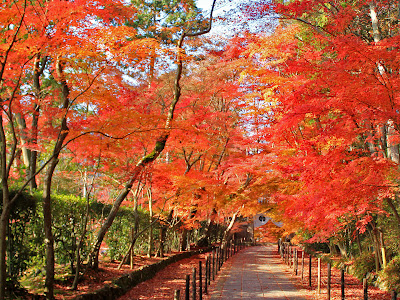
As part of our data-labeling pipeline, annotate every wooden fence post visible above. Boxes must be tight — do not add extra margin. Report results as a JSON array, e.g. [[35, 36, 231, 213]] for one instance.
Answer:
[[293, 248, 296, 270], [204, 257, 208, 295], [199, 261, 202, 300], [317, 258, 321, 294], [301, 250, 304, 281], [309, 254, 312, 288], [216, 247, 220, 271], [327, 263, 331, 300], [192, 267, 196, 300], [185, 275, 190, 300], [363, 278, 368, 300], [341, 269, 345, 300], [286, 245, 289, 264], [212, 250, 215, 280], [208, 254, 212, 284]]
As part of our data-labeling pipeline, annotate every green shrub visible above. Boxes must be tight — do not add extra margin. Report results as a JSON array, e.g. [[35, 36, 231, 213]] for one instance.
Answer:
[[379, 256, 400, 293], [107, 208, 153, 260], [352, 251, 376, 280], [0, 190, 37, 289]]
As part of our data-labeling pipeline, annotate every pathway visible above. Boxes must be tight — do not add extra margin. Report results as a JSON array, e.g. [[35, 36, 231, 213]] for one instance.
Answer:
[[208, 244, 310, 300]]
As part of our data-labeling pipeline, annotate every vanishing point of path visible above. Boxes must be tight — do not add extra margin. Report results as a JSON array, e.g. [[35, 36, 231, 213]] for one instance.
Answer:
[[208, 244, 310, 300]]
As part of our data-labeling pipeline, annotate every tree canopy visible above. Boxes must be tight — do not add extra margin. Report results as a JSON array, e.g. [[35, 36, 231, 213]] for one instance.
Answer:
[[1, 0, 400, 298]]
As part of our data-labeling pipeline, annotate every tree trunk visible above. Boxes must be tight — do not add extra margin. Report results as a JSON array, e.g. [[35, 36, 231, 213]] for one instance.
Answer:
[[356, 230, 363, 255], [180, 207, 197, 251], [221, 211, 239, 249], [367, 223, 381, 272], [29, 54, 46, 191], [180, 228, 188, 251], [147, 187, 153, 258], [196, 208, 217, 247], [386, 197, 400, 227], [71, 167, 95, 290], [157, 210, 173, 258], [118, 216, 160, 269], [130, 183, 141, 268], [29, 104, 39, 191], [42, 57, 71, 299], [43, 163, 57, 300], [87, 0, 217, 269], [88, 139, 168, 269], [15, 113, 31, 168], [0, 191, 10, 300]]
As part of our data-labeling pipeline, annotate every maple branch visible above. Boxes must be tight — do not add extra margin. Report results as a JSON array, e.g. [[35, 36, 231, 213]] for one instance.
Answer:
[[63, 127, 182, 146], [215, 137, 229, 170], [54, 67, 107, 140], [5, 125, 193, 196], [69, 67, 107, 106], [0, 0, 27, 83], [2, 60, 32, 180], [183, 149, 203, 175], [386, 197, 400, 227], [278, 15, 332, 37]]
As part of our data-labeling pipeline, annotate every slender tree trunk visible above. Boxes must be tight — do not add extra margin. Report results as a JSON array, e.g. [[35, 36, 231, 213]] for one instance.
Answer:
[[0, 109, 9, 299], [147, 187, 153, 258], [180, 207, 197, 251], [221, 211, 239, 249], [356, 230, 363, 255], [369, 1, 381, 43], [42, 58, 71, 299], [195, 207, 217, 247], [157, 210, 173, 258], [29, 54, 46, 191], [29, 104, 39, 190], [386, 197, 400, 227], [43, 162, 57, 299], [71, 200, 90, 290], [0, 193, 10, 300], [367, 224, 381, 272], [118, 216, 160, 269], [130, 182, 142, 268], [180, 228, 188, 251], [71, 162, 98, 290], [15, 113, 31, 168], [0, 4, 28, 296]]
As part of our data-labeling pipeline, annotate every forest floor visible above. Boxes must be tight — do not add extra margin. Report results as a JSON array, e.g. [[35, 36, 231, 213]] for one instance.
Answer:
[[19, 253, 173, 299], [53, 255, 165, 299]]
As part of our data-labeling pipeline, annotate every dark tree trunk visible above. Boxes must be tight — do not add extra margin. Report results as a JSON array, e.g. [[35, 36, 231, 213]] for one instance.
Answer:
[[196, 208, 217, 247], [43, 58, 70, 299], [157, 210, 173, 257], [86, 0, 217, 269], [43, 161, 58, 300]]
